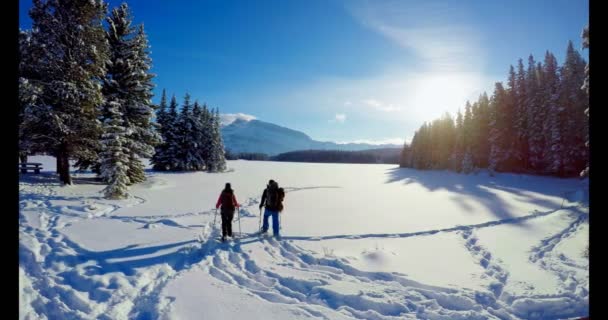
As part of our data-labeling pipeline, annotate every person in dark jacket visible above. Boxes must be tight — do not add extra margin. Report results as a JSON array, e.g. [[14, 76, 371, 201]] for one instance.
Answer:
[[216, 183, 240, 242], [259, 179, 281, 237]]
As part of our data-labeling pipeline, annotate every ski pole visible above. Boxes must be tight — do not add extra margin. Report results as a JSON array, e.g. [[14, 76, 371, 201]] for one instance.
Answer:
[[213, 208, 218, 226], [259, 207, 262, 232], [238, 207, 242, 237]]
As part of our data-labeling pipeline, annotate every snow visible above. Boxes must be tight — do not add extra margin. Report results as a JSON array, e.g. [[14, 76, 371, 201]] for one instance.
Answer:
[[20, 156, 589, 319]]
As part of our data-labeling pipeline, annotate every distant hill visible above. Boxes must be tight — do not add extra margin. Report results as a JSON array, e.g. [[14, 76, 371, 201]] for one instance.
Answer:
[[221, 119, 401, 155]]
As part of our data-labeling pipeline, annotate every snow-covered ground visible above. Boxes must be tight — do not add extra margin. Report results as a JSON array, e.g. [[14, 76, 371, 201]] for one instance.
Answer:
[[19, 156, 589, 319]]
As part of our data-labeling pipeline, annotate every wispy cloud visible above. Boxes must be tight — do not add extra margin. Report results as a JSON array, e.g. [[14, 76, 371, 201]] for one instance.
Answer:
[[331, 113, 347, 123], [362, 98, 401, 112], [345, 0, 484, 72], [220, 113, 257, 126]]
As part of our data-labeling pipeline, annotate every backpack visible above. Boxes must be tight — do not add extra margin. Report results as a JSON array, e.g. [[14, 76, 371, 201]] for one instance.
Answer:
[[221, 190, 234, 210], [266, 182, 285, 211]]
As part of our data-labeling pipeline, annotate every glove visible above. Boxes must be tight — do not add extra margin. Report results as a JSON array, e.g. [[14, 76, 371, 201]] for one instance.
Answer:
[[259, 204, 264, 209]]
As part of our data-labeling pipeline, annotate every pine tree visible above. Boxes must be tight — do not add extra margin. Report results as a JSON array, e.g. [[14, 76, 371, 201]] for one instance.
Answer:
[[175, 94, 194, 170], [488, 82, 509, 172], [526, 55, 544, 172], [438, 113, 456, 169], [151, 89, 170, 170], [580, 26, 589, 178], [18, 30, 45, 162], [26, 0, 110, 184], [460, 101, 476, 173], [410, 125, 428, 170], [451, 109, 464, 171], [542, 51, 563, 175], [514, 58, 530, 171], [559, 41, 588, 176], [164, 95, 180, 170], [461, 150, 474, 174], [475, 93, 491, 168], [399, 142, 411, 167], [103, 4, 160, 184], [503, 65, 518, 171], [192, 101, 206, 170], [207, 108, 227, 172], [199, 104, 213, 167], [100, 101, 130, 199]]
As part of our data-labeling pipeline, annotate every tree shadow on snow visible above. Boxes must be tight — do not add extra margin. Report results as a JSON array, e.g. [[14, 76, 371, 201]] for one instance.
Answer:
[[51, 238, 204, 277], [384, 167, 572, 223]]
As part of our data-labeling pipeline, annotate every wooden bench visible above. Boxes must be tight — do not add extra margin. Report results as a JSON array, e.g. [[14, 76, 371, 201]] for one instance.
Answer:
[[19, 163, 43, 174]]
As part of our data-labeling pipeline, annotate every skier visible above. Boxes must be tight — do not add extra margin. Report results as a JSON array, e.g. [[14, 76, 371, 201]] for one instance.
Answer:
[[215, 183, 240, 242], [259, 179, 285, 237]]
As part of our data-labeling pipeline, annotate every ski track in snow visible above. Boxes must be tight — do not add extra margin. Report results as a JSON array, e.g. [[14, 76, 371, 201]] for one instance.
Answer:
[[19, 176, 588, 319]]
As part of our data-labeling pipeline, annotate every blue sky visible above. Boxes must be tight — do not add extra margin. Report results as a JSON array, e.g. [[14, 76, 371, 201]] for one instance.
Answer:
[[19, 0, 588, 145]]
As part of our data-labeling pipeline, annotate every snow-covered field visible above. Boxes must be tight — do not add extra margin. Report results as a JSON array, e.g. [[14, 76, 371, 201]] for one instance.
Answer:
[[19, 156, 589, 319]]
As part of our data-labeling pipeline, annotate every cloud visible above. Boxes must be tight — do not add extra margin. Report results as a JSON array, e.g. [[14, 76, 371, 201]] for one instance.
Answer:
[[345, 0, 484, 72], [220, 113, 257, 126], [362, 99, 401, 112], [333, 113, 347, 123]]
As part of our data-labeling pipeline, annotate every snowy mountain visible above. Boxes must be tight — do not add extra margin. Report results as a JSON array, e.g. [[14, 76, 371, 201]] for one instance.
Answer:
[[221, 118, 401, 155]]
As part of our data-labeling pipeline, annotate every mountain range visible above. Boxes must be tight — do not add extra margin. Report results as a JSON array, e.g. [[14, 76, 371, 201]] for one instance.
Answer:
[[221, 119, 401, 155]]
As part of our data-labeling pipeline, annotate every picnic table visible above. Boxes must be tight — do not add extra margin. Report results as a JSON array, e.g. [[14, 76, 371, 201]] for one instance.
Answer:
[[19, 162, 43, 174]]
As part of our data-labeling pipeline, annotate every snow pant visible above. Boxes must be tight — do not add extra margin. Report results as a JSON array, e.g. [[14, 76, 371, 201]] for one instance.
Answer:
[[221, 209, 234, 238], [262, 209, 279, 235]]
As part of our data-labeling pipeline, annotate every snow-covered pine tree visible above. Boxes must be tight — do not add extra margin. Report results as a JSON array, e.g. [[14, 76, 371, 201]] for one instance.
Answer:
[[164, 95, 181, 170], [542, 51, 563, 175], [174, 94, 204, 171], [191, 101, 206, 170], [475, 93, 491, 168], [26, 0, 110, 184], [438, 113, 456, 169], [580, 25, 589, 178], [100, 101, 130, 199], [410, 126, 425, 170], [104, 4, 160, 184], [526, 55, 544, 172], [559, 41, 588, 176], [514, 58, 530, 171], [175, 94, 191, 170], [428, 119, 442, 168], [207, 108, 227, 172], [199, 103, 213, 168], [488, 82, 509, 173], [503, 65, 518, 171], [151, 89, 170, 170], [469, 101, 480, 168], [418, 123, 432, 170], [459, 101, 476, 173], [18, 29, 45, 163], [461, 149, 474, 174], [451, 109, 464, 171]]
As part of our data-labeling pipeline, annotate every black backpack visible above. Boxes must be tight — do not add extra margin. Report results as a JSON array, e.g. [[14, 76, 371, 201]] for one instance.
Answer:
[[221, 190, 234, 210], [266, 182, 285, 211]]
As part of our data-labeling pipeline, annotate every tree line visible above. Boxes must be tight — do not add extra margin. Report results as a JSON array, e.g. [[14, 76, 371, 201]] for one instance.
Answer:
[[273, 149, 401, 164], [401, 39, 588, 178]]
